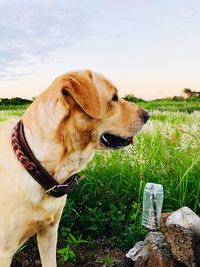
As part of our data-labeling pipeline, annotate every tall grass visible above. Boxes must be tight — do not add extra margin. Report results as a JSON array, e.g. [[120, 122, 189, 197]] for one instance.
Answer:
[[70, 110, 200, 210], [63, 109, 199, 249], [0, 110, 26, 121], [138, 99, 200, 113], [1, 101, 200, 250]]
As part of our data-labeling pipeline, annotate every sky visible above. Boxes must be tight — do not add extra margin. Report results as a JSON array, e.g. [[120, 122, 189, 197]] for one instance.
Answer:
[[0, 0, 200, 100]]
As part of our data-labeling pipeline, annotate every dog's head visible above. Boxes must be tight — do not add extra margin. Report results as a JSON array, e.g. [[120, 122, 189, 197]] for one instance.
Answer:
[[22, 69, 150, 178], [24, 70, 149, 154], [49, 70, 149, 151]]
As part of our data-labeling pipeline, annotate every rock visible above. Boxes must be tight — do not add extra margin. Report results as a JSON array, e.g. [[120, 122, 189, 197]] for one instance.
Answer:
[[126, 241, 148, 262], [125, 209, 200, 267], [126, 232, 171, 266], [160, 212, 173, 233], [166, 207, 200, 235], [165, 224, 196, 266], [144, 231, 169, 252], [146, 251, 174, 267]]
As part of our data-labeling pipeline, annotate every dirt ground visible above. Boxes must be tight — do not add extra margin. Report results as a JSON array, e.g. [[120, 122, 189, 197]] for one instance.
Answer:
[[11, 237, 126, 267]]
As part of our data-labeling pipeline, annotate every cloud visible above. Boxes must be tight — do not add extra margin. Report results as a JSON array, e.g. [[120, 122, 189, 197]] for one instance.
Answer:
[[0, 72, 35, 81], [1, 0, 200, 84], [0, 0, 91, 78]]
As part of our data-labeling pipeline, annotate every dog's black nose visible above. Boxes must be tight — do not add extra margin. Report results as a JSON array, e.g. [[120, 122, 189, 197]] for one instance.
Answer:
[[142, 110, 150, 124]]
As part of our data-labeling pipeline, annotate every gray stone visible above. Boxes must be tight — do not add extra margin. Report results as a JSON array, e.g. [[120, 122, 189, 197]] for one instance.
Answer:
[[166, 206, 200, 235], [126, 241, 147, 262], [126, 232, 170, 264], [144, 231, 168, 250]]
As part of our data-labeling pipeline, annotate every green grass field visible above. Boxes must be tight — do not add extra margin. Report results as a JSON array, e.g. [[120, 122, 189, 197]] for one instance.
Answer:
[[1, 100, 200, 251]]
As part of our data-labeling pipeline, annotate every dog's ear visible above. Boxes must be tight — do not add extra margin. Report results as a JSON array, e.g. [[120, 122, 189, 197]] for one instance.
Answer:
[[61, 73, 103, 119]]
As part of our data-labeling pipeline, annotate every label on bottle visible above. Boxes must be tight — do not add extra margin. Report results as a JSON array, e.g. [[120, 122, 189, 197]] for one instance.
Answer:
[[142, 183, 164, 230]]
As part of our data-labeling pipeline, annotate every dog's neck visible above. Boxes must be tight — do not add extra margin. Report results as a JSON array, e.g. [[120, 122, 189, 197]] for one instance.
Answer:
[[22, 96, 95, 184]]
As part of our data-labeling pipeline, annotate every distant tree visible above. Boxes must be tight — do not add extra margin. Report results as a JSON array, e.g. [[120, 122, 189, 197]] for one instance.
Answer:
[[172, 96, 185, 101], [0, 97, 32, 106], [123, 94, 146, 103], [183, 88, 192, 97], [183, 88, 200, 98]]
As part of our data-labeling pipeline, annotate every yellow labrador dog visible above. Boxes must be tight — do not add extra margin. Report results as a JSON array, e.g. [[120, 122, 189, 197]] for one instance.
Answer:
[[0, 70, 149, 266]]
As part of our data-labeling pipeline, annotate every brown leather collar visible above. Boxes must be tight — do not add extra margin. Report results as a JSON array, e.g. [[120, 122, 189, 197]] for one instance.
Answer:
[[11, 120, 84, 198]]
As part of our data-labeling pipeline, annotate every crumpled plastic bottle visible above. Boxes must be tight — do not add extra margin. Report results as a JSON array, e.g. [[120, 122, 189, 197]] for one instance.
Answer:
[[142, 183, 164, 230]]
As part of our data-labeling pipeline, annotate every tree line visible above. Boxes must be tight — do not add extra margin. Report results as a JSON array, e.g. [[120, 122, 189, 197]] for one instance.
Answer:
[[123, 88, 200, 102], [0, 97, 32, 106], [183, 88, 200, 98]]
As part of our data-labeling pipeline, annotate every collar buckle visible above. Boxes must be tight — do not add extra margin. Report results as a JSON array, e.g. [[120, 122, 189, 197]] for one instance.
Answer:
[[45, 175, 84, 197], [45, 181, 77, 195], [45, 185, 59, 195]]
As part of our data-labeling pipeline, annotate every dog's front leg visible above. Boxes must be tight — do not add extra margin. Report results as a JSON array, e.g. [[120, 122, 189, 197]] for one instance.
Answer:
[[37, 198, 66, 267], [37, 222, 59, 267]]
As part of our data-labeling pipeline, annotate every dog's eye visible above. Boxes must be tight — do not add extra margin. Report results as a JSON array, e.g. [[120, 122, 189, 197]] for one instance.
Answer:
[[112, 94, 118, 102], [62, 89, 70, 96]]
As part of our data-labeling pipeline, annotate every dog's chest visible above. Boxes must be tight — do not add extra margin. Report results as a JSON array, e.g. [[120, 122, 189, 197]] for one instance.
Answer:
[[55, 144, 94, 183], [18, 197, 64, 243]]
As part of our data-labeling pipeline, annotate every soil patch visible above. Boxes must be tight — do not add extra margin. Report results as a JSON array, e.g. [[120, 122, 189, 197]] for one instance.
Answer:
[[11, 237, 125, 267]]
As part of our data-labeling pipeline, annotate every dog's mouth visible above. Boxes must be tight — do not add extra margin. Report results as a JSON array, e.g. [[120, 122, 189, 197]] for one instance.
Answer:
[[101, 133, 133, 149]]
